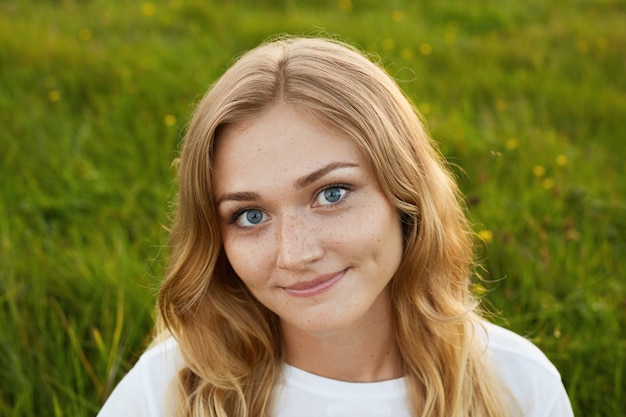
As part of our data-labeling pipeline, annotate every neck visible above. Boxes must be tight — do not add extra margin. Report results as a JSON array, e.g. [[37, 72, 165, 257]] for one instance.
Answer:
[[281, 291, 403, 382]]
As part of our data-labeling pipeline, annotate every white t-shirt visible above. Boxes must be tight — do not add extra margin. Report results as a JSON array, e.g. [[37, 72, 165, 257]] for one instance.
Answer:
[[97, 322, 574, 417]]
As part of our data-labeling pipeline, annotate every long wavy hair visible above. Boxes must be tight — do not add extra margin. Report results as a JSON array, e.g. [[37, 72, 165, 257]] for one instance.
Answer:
[[156, 36, 516, 417]]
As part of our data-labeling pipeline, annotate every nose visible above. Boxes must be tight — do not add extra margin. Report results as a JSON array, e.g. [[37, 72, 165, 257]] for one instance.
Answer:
[[275, 211, 324, 270]]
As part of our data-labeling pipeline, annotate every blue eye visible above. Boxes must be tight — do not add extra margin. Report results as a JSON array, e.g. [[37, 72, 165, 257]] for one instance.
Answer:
[[316, 186, 347, 206], [324, 188, 343, 202], [234, 208, 266, 227], [245, 210, 263, 224]]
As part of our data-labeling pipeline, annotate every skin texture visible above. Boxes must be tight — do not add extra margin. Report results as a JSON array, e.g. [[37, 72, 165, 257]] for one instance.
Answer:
[[212, 103, 405, 382]]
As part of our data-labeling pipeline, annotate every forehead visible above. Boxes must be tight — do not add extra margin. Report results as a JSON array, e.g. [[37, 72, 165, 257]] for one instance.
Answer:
[[212, 104, 368, 193]]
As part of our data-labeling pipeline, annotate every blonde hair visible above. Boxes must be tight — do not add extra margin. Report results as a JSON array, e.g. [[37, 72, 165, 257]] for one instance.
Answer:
[[157, 36, 516, 417]]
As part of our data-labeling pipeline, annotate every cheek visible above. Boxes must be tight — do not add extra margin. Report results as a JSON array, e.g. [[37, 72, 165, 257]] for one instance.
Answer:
[[222, 235, 272, 288], [330, 205, 402, 263], [359, 206, 403, 262]]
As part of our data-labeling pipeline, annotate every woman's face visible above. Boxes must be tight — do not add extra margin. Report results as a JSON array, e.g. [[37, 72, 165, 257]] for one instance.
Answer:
[[213, 103, 404, 338]]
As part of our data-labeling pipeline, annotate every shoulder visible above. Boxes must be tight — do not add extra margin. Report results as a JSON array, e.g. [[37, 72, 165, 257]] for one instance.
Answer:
[[138, 337, 183, 373], [480, 321, 574, 417], [97, 337, 183, 417], [482, 321, 561, 379]]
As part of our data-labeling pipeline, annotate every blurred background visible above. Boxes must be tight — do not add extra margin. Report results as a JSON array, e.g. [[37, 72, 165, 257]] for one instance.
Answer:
[[1, 0, 624, 415]]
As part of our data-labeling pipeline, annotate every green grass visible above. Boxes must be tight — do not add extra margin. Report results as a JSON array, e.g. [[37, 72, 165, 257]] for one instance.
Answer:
[[1, 0, 624, 415]]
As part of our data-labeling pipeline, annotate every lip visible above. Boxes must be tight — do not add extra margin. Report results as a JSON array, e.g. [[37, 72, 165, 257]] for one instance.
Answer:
[[282, 269, 348, 298]]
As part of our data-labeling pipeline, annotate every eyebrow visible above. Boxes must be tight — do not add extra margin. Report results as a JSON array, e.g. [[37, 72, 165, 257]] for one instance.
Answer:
[[294, 161, 359, 190], [215, 161, 359, 207]]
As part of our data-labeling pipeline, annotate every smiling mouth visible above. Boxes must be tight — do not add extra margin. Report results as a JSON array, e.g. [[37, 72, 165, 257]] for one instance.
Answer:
[[283, 269, 348, 298]]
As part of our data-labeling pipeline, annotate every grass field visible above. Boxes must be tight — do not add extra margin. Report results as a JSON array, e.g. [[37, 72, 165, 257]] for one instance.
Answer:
[[1, 0, 624, 415]]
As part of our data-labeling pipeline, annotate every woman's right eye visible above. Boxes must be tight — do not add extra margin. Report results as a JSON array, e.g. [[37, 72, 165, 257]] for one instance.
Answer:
[[232, 208, 266, 228]]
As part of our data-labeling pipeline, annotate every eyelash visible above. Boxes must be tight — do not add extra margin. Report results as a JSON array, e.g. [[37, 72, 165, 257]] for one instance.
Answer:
[[226, 183, 353, 228]]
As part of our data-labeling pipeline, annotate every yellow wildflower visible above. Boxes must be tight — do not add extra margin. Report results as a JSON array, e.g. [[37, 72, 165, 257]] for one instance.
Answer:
[[555, 155, 568, 167], [596, 36, 608, 49], [444, 31, 456, 45], [542, 178, 555, 189], [478, 229, 493, 243], [473, 283, 488, 296], [338, 0, 352, 12], [505, 138, 518, 150], [391, 10, 405, 22], [141, 2, 156, 16], [78, 28, 92, 42], [164, 114, 177, 127], [48, 90, 61, 102]]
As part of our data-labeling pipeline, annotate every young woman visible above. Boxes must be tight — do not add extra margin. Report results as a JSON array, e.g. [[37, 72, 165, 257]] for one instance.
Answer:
[[97, 36, 574, 417]]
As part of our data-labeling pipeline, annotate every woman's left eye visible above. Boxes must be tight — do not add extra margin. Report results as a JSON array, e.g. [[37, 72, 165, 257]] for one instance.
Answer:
[[315, 186, 348, 206]]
